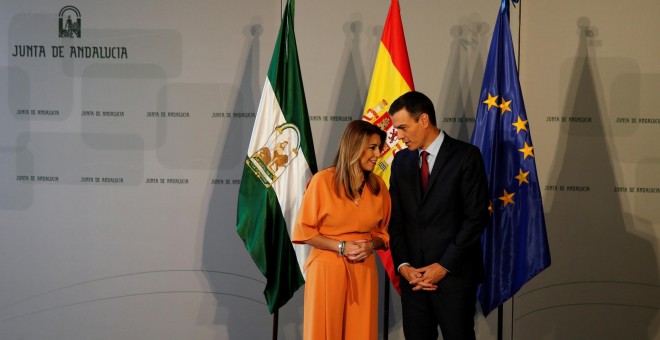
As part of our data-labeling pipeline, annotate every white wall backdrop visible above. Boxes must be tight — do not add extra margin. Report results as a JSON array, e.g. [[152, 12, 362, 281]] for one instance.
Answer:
[[0, 0, 658, 339]]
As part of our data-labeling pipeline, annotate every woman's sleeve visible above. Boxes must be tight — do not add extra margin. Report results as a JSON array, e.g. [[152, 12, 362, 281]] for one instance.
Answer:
[[292, 174, 323, 243], [371, 179, 391, 248]]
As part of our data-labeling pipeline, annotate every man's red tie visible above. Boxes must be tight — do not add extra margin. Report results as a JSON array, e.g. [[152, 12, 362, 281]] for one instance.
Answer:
[[420, 150, 429, 191]]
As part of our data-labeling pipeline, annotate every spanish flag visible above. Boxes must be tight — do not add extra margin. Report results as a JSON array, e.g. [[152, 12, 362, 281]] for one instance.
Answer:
[[363, 0, 414, 294]]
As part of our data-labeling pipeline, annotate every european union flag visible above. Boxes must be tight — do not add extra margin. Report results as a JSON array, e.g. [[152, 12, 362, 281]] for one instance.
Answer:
[[470, 0, 551, 316]]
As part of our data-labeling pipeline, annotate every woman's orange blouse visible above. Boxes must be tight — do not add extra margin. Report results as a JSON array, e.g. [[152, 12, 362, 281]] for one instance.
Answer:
[[292, 167, 391, 268]]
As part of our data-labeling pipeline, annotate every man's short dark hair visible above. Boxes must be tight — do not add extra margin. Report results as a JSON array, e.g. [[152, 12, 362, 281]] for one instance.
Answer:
[[389, 91, 437, 126]]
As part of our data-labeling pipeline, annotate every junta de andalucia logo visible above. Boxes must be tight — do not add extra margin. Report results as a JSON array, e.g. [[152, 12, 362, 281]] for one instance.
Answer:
[[59, 6, 81, 38]]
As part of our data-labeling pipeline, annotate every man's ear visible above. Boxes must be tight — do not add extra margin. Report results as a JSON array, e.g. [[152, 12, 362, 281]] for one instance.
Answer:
[[421, 113, 429, 127]]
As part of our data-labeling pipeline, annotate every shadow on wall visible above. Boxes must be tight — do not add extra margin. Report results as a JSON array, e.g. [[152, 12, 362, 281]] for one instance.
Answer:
[[514, 17, 660, 339], [437, 15, 490, 144], [320, 20, 369, 169], [200, 22, 294, 339]]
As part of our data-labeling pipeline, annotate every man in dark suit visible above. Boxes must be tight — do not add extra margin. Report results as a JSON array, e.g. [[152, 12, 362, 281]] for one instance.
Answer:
[[388, 91, 489, 340]]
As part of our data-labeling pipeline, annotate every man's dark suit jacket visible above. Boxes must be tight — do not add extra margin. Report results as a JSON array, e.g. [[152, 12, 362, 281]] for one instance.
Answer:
[[389, 133, 489, 292]]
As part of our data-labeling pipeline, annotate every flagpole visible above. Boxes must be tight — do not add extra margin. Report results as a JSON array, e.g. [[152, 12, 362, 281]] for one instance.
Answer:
[[498, 1, 510, 339], [510, 2, 522, 340], [272, 4, 282, 340], [272, 309, 279, 340], [497, 305, 503, 340], [511, 296, 515, 339], [383, 272, 390, 340], [517, 0, 522, 71]]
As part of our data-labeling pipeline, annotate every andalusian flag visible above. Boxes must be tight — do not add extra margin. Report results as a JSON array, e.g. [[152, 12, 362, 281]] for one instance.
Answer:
[[236, 0, 317, 314], [363, 0, 414, 293]]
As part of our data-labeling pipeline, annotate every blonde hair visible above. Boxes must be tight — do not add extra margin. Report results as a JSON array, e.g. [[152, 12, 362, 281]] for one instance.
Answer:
[[332, 120, 386, 200]]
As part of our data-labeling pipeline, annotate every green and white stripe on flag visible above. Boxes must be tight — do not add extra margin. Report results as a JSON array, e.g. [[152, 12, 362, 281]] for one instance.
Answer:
[[236, 0, 317, 314]]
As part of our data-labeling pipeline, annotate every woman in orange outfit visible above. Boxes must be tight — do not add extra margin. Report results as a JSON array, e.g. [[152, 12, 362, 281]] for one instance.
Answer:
[[293, 120, 391, 340]]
